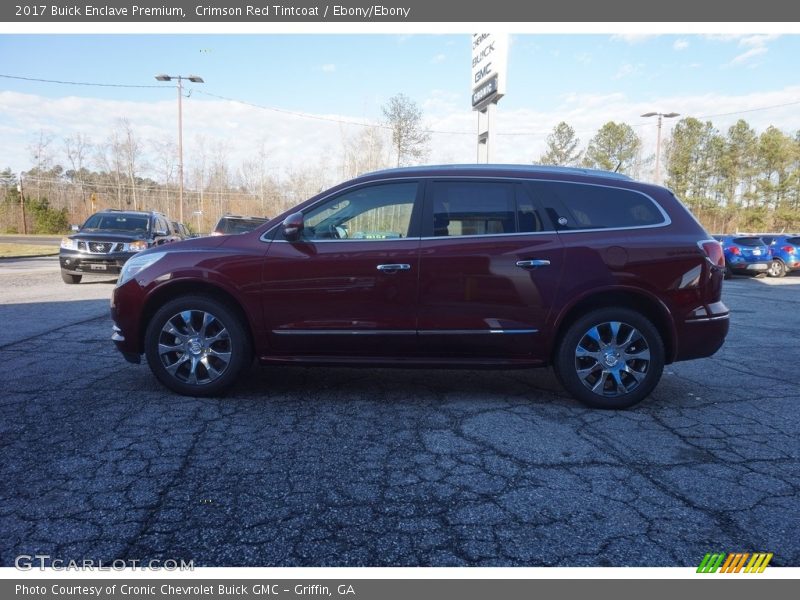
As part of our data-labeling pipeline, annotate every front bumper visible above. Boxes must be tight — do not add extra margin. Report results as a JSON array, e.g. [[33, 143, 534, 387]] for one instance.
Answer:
[[60, 249, 136, 275], [112, 325, 141, 363]]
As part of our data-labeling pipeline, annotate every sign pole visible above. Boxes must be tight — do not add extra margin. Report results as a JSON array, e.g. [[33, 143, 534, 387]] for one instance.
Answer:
[[471, 33, 508, 164]]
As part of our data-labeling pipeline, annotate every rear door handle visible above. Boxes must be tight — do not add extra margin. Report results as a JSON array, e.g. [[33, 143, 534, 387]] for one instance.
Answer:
[[516, 259, 551, 269], [376, 263, 411, 272]]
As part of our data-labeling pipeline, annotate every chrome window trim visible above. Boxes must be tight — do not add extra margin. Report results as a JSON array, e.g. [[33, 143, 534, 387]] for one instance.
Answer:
[[261, 175, 670, 243]]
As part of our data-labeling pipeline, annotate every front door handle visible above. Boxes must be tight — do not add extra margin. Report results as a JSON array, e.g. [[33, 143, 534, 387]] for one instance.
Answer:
[[376, 263, 411, 272], [516, 259, 551, 269]]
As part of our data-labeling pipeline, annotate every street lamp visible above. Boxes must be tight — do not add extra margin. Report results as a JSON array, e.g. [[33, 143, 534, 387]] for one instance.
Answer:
[[641, 111, 680, 184], [155, 74, 204, 223]]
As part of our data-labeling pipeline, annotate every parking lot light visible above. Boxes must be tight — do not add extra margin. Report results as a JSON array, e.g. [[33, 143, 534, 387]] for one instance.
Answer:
[[154, 73, 205, 223]]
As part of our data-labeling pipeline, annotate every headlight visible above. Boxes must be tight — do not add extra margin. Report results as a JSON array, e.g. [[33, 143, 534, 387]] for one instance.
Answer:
[[60, 237, 76, 250], [126, 240, 148, 252], [117, 252, 166, 287]]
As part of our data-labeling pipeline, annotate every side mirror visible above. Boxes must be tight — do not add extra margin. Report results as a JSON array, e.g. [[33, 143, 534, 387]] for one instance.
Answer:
[[70, 224, 80, 232], [282, 212, 304, 241]]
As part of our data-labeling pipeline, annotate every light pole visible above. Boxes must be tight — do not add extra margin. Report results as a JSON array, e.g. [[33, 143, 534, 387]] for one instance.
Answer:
[[155, 74, 204, 223], [641, 111, 679, 184]]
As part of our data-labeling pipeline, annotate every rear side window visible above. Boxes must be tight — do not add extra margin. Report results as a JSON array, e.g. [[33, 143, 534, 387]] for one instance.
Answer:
[[429, 181, 546, 237], [732, 237, 765, 247], [530, 181, 666, 230], [786, 237, 800, 246]]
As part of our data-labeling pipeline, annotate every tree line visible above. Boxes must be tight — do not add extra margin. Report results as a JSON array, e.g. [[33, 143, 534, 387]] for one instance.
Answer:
[[0, 93, 431, 234], [2, 97, 798, 235], [536, 118, 800, 233]]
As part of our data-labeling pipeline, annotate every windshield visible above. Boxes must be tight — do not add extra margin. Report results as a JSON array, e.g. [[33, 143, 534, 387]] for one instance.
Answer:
[[82, 214, 149, 232], [732, 237, 766, 247]]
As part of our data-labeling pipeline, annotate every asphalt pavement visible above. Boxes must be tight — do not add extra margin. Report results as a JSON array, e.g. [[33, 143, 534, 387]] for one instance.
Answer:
[[0, 263, 798, 566]]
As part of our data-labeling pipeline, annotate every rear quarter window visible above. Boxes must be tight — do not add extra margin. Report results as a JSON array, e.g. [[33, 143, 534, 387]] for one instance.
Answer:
[[785, 237, 800, 246], [732, 237, 765, 247], [530, 181, 666, 230]]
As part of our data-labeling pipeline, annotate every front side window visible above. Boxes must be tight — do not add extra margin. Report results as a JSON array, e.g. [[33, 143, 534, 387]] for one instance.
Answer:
[[429, 181, 545, 237], [301, 182, 418, 241], [532, 181, 666, 230]]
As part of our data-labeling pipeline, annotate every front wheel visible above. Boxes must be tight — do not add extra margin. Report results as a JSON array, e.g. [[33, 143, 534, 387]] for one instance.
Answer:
[[61, 270, 82, 284], [144, 295, 251, 396], [767, 259, 786, 278], [554, 308, 665, 409]]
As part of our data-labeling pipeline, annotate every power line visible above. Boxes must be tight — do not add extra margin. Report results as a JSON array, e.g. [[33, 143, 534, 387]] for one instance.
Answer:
[[694, 99, 800, 120], [3, 71, 799, 137], [0, 73, 165, 89]]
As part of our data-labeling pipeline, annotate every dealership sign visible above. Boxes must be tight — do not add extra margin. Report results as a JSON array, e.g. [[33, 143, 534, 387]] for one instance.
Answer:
[[471, 33, 508, 110]]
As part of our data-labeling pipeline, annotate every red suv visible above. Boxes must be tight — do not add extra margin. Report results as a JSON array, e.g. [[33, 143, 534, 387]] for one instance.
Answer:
[[111, 165, 729, 408]]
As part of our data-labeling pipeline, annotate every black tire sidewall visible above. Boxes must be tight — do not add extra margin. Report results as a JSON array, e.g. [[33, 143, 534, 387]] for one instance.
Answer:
[[61, 271, 81, 284], [144, 295, 250, 397], [554, 307, 665, 409]]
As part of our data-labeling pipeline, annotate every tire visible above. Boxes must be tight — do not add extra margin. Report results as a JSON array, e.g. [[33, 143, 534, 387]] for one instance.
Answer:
[[144, 295, 252, 397], [61, 271, 82, 284], [553, 308, 665, 409], [724, 265, 732, 280], [767, 259, 786, 278]]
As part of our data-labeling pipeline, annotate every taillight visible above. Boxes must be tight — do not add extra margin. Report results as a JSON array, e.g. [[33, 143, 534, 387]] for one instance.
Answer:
[[729, 246, 741, 255], [782, 245, 796, 254], [699, 240, 725, 267]]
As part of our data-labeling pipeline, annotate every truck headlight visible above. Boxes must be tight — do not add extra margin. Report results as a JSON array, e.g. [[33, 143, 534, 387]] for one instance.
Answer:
[[117, 252, 166, 287], [60, 237, 76, 250], [126, 240, 148, 252]]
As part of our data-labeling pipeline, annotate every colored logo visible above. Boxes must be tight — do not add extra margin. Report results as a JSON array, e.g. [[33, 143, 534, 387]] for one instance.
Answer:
[[697, 552, 773, 573]]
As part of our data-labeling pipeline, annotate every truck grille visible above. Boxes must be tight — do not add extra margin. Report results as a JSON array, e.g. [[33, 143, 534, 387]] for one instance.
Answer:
[[77, 241, 124, 254]]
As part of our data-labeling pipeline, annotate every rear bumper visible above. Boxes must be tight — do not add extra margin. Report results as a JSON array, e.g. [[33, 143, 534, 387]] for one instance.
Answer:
[[729, 260, 769, 272], [675, 301, 730, 362]]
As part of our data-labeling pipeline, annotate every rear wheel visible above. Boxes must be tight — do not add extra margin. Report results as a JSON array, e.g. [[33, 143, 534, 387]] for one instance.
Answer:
[[554, 308, 665, 409], [61, 271, 82, 284], [767, 259, 786, 278], [144, 295, 251, 396], [724, 265, 733, 280]]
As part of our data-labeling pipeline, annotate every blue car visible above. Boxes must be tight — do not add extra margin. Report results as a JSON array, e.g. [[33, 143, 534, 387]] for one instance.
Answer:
[[713, 235, 771, 279], [760, 234, 800, 278]]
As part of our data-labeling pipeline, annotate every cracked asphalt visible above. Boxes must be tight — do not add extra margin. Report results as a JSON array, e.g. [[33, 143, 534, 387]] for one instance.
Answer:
[[0, 257, 798, 567]]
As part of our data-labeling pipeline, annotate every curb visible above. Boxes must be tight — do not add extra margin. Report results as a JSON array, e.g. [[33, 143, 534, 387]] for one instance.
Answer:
[[0, 253, 59, 260]]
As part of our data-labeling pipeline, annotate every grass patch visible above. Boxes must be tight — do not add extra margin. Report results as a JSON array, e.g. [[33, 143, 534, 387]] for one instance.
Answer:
[[0, 243, 59, 257]]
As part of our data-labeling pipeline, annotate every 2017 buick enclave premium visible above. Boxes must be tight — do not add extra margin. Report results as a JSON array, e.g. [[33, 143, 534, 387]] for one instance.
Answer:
[[110, 165, 729, 408]]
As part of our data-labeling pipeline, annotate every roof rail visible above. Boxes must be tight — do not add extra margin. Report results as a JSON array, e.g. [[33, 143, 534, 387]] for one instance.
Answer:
[[362, 163, 633, 181]]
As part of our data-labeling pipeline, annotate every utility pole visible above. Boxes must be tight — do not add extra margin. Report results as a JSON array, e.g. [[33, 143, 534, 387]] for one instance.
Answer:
[[641, 111, 680, 184], [17, 174, 27, 235]]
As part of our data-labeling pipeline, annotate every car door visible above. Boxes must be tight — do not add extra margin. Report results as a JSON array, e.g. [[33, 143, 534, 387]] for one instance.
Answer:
[[262, 180, 423, 357], [416, 179, 564, 358]]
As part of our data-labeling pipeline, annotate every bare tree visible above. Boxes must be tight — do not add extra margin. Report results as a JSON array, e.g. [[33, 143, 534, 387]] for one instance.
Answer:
[[64, 133, 92, 218], [381, 93, 431, 167], [152, 136, 177, 216], [341, 125, 391, 179], [28, 129, 55, 201], [118, 119, 142, 210]]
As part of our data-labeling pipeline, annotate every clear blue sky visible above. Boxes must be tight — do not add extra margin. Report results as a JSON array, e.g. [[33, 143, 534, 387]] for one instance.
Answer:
[[1, 34, 798, 117]]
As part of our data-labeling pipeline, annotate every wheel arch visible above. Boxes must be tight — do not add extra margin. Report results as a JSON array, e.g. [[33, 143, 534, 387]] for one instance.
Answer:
[[550, 288, 676, 365], [138, 279, 256, 357]]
